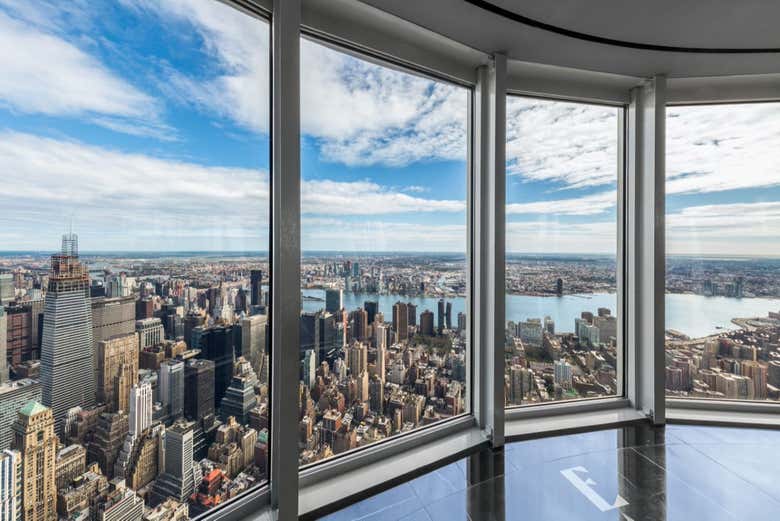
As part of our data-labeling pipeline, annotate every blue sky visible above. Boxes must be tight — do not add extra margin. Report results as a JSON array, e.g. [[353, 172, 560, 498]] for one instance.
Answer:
[[0, 1, 778, 256]]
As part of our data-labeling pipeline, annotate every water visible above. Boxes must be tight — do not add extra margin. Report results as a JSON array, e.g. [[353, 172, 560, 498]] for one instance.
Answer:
[[302, 289, 780, 339]]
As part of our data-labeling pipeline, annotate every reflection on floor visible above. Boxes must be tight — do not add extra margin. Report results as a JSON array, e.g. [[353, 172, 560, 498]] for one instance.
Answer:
[[316, 423, 780, 520]]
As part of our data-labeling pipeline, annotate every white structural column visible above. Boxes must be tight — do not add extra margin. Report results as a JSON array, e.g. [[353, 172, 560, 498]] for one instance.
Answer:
[[473, 54, 506, 447], [271, 0, 301, 518], [626, 76, 666, 424]]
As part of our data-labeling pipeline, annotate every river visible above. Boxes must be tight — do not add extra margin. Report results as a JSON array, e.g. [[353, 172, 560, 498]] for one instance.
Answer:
[[301, 289, 780, 339]]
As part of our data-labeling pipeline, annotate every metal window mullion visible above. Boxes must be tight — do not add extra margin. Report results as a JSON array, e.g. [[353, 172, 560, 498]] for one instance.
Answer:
[[626, 76, 666, 424], [473, 54, 506, 447], [270, 0, 301, 518]]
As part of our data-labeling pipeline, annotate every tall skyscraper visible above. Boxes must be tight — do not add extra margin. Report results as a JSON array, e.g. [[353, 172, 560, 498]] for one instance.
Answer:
[[184, 359, 215, 423], [437, 299, 445, 332], [159, 360, 184, 419], [96, 333, 139, 413], [40, 233, 96, 433], [193, 326, 235, 408], [152, 421, 196, 503], [351, 308, 369, 342], [445, 302, 452, 330], [301, 349, 316, 389], [129, 382, 152, 438], [0, 307, 6, 385], [11, 402, 57, 521], [91, 296, 136, 385], [363, 301, 378, 325], [240, 314, 267, 379], [407, 303, 417, 328], [420, 310, 434, 337], [250, 269, 264, 307], [0, 449, 21, 521], [392, 302, 408, 342], [324, 289, 342, 314], [0, 274, 13, 305], [220, 358, 258, 425]]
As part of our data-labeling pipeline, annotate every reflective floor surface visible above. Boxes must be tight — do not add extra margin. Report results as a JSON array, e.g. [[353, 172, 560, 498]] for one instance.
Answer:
[[316, 423, 780, 520]]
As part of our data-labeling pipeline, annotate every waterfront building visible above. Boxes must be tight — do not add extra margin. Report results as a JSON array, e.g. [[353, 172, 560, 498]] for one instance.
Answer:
[[392, 302, 408, 342], [325, 289, 342, 314]]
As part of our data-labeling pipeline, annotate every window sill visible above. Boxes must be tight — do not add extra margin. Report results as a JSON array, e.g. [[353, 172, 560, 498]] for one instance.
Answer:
[[505, 404, 647, 441], [667, 401, 780, 429], [298, 421, 486, 519]]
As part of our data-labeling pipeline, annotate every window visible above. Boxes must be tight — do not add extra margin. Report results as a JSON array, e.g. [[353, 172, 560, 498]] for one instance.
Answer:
[[504, 96, 622, 406], [297, 37, 470, 466], [666, 102, 780, 402], [0, 1, 270, 517]]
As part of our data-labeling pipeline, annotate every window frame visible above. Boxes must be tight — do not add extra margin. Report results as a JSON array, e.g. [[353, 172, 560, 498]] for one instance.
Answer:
[[502, 93, 629, 415], [663, 99, 780, 409], [294, 27, 478, 481]]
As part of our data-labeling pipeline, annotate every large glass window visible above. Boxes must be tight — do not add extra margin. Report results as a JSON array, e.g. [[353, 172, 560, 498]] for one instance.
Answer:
[[0, 1, 270, 517], [298, 38, 470, 466], [504, 96, 621, 406], [666, 102, 780, 402]]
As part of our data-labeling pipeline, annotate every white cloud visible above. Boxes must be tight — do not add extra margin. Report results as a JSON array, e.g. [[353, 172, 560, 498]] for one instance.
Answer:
[[667, 103, 780, 194], [121, 0, 270, 134], [506, 190, 616, 216], [506, 220, 617, 254], [0, 10, 165, 136], [667, 200, 780, 256], [302, 218, 466, 252], [0, 131, 465, 250], [121, 0, 466, 167], [0, 131, 268, 251], [506, 97, 619, 190], [302, 180, 464, 215]]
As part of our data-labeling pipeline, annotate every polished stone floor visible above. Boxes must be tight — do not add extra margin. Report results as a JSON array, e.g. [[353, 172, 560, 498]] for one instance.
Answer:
[[317, 423, 780, 520]]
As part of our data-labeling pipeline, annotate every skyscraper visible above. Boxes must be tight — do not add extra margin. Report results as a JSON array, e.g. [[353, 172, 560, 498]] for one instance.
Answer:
[[0, 274, 13, 306], [152, 421, 197, 504], [159, 360, 185, 420], [96, 333, 139, 413], [0, 380, 42, 451], [220, 358, 258, 424], [129, 382, 152, 438], [193, 326, 235, 408], [437, 299, 445, 333], [11, 402, 57, 521], [324, 289, 342, 314], [420, 310, 434, 337], [0, 307, 6, 385], [184, 359, 215, 423], [392, 302, 408, 342], [40, 233, 96, 433], [250, 269, 264, 307], [363, 301, 378, 325], [0, 449, 21, 521]]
